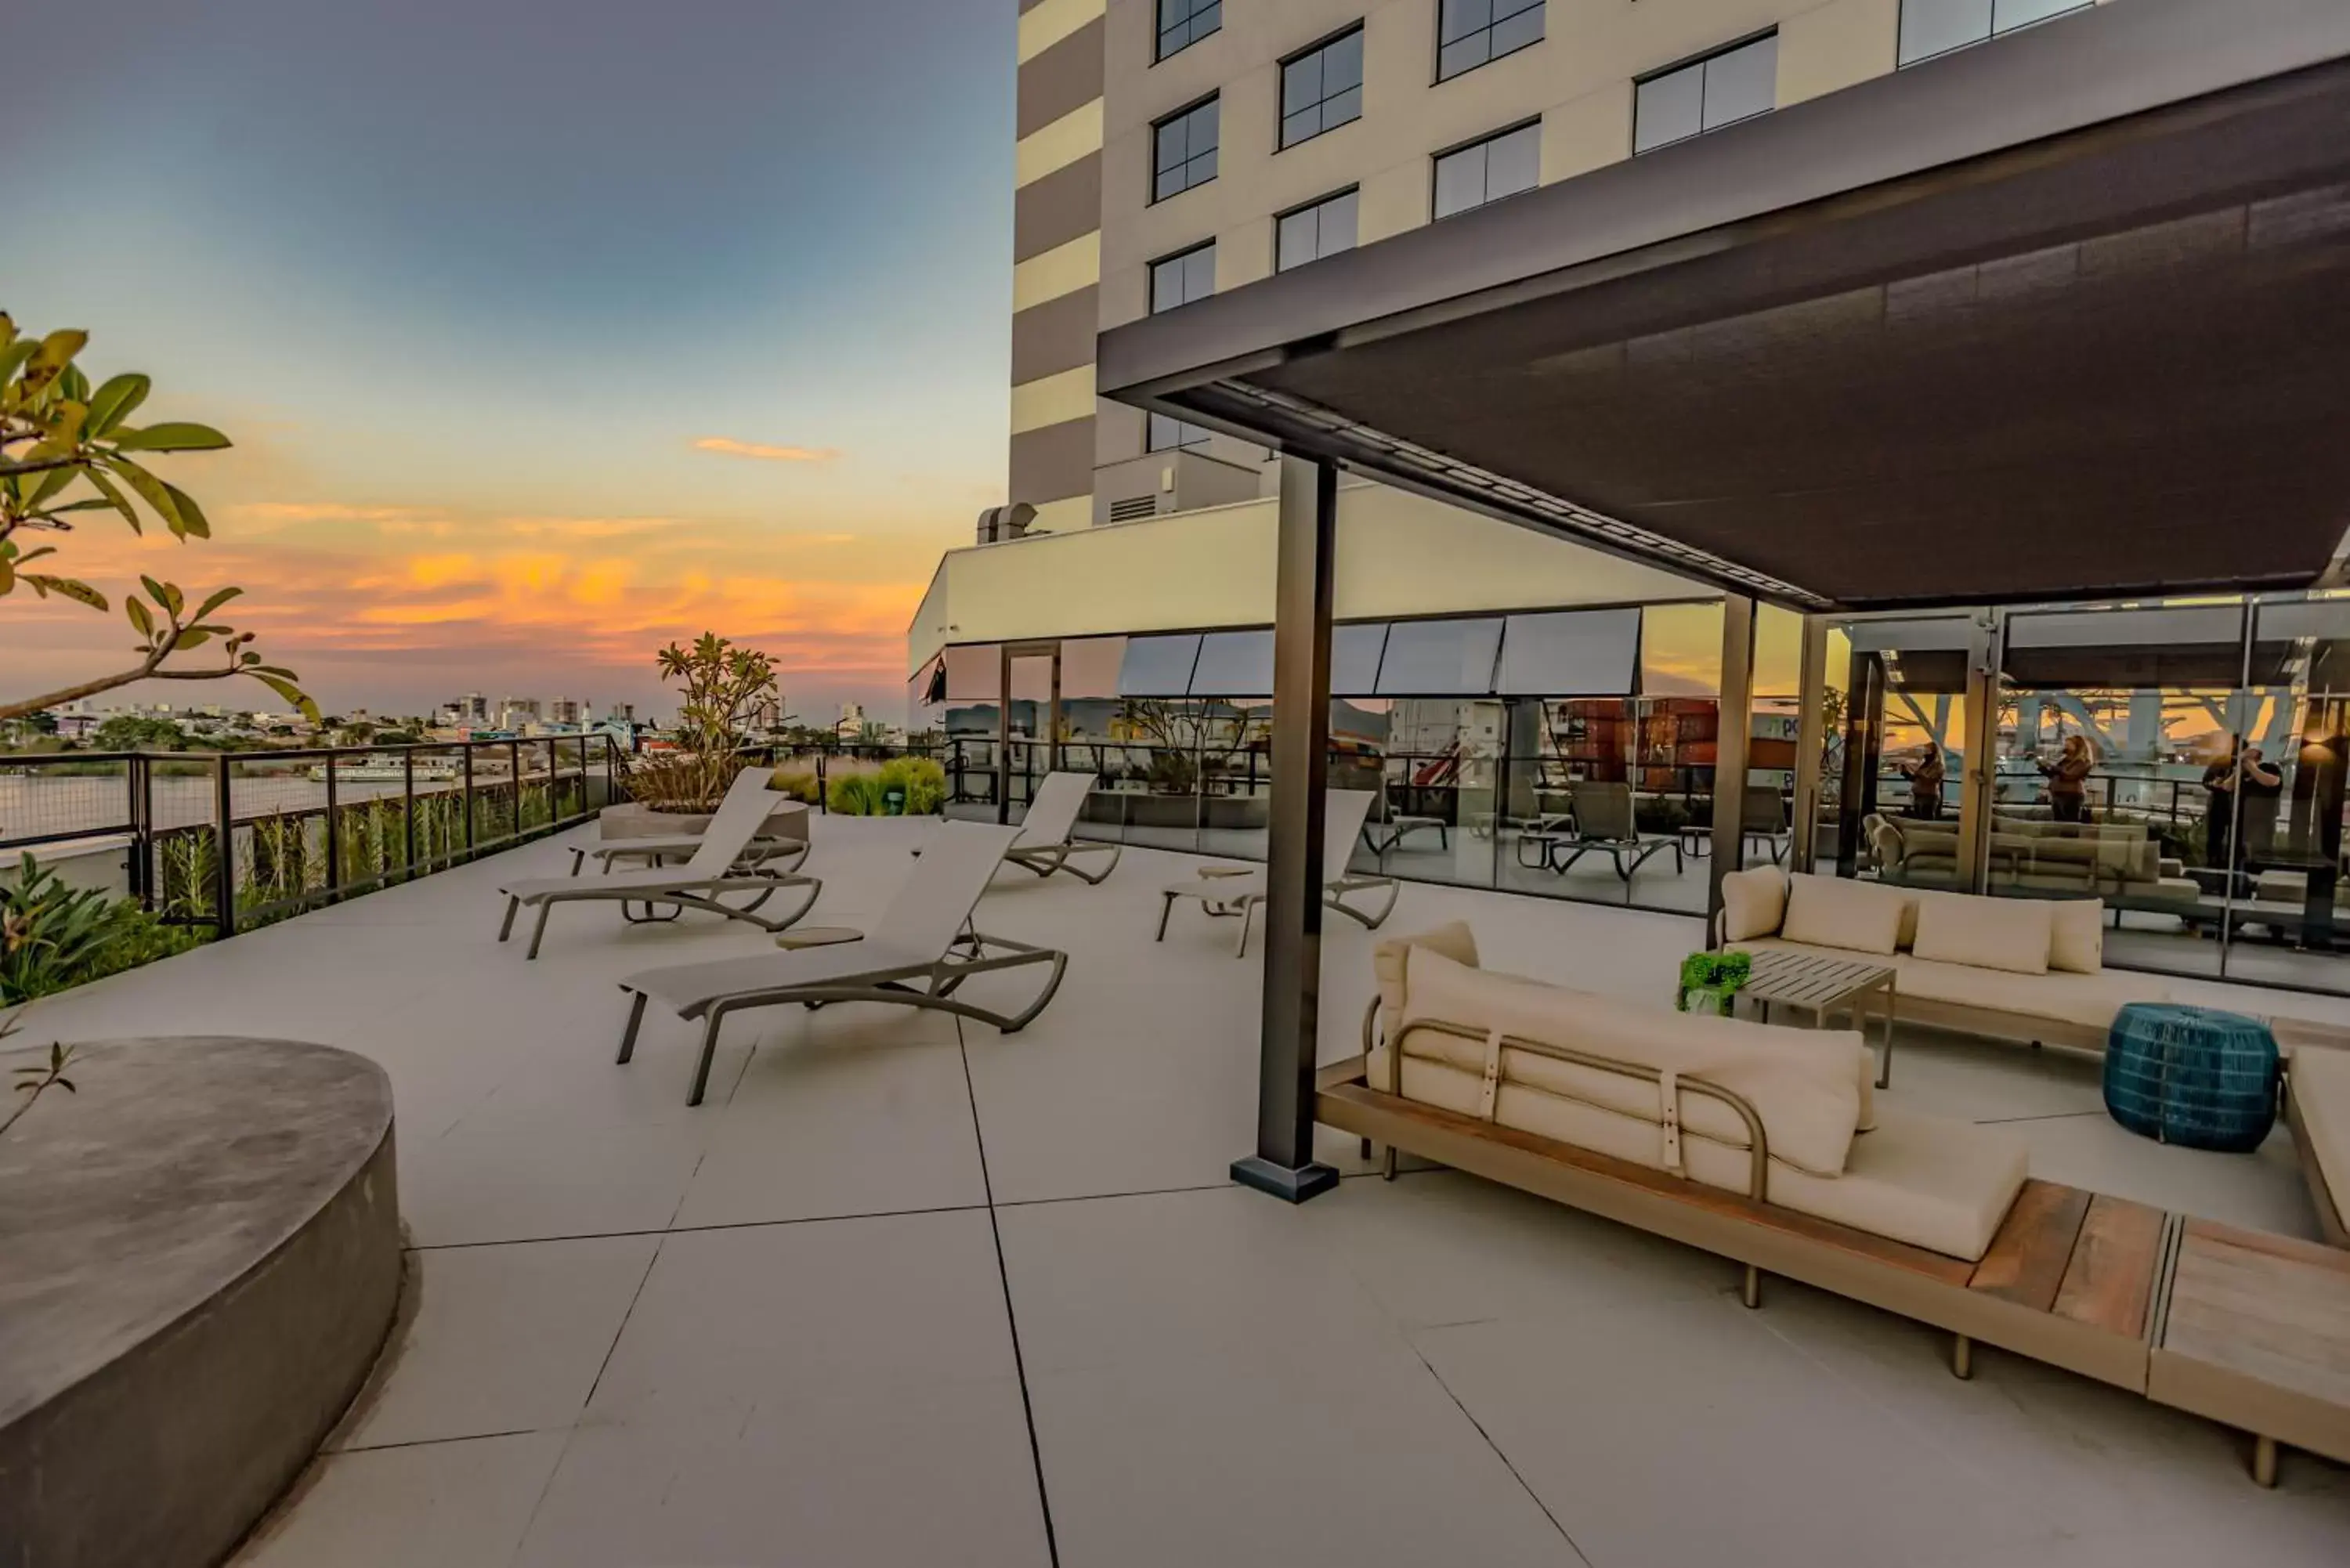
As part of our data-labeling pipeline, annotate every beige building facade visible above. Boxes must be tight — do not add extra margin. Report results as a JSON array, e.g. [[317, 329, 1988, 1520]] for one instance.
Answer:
[[1006, 0, 2104, 540]]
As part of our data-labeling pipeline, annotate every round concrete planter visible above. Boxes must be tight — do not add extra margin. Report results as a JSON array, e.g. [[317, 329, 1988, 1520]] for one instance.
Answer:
[[0, 1037, 400, 1568]]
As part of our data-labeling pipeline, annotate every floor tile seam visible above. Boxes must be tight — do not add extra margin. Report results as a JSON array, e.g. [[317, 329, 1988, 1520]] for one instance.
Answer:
[[1402, 1336, 1597, 1566], [327, 1424, 558, 1457], [1972, 1108, 2110, 1125], [404, 1200, 1001, 1252], [956, 1013, 1063, 1568]]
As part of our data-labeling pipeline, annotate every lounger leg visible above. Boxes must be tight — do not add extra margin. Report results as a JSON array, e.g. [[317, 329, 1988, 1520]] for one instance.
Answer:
[[1360, 1136, 1373, 1159], [1741, 1266, 1762, 1310], [497, 895, 519, 941], [1382, 1145, 1397, 1181], [526, 901, 554, 960], [568, 847, 585, 876], [1235, 900, 1256, 959], [1155, 891, 1176, 942], [616, 991, 648, 1064], [2253, 1435, 2279, 1488], [687, 1010, 725, 1107], [1951, 1334, 1973, 1380]]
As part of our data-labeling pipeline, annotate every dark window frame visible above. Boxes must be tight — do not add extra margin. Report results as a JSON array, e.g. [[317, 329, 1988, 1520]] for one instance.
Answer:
[[1430, 117, 1542, 222], [1896, 0, 2094, 69], [1274, 186, 1361, 273], [1434, 0, 1546, 85], [1277, 23, 1367, 152], [1148, 239, 1218, 315], [1147, 411, 1214, 453], [1151, 93, 1222, 204], [1632, 28, 1781, 155], [1154, 0, 1222, 64]]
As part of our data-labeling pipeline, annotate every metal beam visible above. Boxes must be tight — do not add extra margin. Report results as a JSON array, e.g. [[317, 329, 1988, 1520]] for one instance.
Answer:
[[1791, 616, 1830, 873], [1708, 596, 1756, 921], [1232, 457, 1340, 1205]]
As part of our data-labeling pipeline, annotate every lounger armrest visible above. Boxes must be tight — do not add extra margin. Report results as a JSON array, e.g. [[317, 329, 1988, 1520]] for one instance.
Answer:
[[1197, 866, 1254, 880], [775, 927, 866, 951]]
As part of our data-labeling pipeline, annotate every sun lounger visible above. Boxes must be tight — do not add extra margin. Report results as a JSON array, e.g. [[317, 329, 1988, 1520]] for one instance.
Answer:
[[1155, 788, 1397, 957], [566, 802, 808, 877], [1004, 771, 1121, 883], [497, 767, 819, 959], [615, 818, 1065, 1104], [1517, 781, 1684, 883]]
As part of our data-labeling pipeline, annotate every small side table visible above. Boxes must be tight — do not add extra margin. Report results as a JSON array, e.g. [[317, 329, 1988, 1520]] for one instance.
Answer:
[[1734, 948, 1899, 1089]]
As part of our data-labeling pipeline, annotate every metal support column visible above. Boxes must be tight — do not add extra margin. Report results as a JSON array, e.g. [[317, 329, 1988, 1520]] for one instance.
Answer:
[[1791, 616, 1831, 873], [1232, 456, 1340, 1205], [1954, 613, 2005, 894], [996, 644, 1013, 826], [1835, 651, 1885, 879], [1708, 595, 1757, 927]]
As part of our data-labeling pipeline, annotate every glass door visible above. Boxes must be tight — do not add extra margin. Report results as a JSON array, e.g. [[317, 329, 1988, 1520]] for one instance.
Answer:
[[999, 641, 1061, 822]]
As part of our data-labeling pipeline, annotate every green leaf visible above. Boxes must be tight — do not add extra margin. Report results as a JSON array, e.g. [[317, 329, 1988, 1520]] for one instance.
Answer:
[[161, 482, 210, 540], [56, 364, 91, 404], [139, 574, 168, 609], [33, 330, 86, 371], [0, 553, 11, 595], [0, 338, 38, 386], [127, 597, 155, 638], [85, 374, 150, 438], [107, 456, 185, 536], [175, 628, 213, 650], [81, 468, 141, 533], [23, 462, 80, 510], [192, 585, 244, 621], [111, 421, 232, 453], [22, 575, 107, 610]]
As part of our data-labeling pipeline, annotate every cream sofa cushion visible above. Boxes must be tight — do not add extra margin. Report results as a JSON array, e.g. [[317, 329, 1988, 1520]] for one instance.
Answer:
[[1394, 948, 1864, 1176], [2047, 898, 2105, 974], [1781, 873, 1906, 956], [2290, 1049, 2350, 1214], [1737, 939, 2165, 1031], [1719, 865, 1790, 942], [1368, 1052, 2024, 1260], [1912, 894, 2052, 975], [1374, 922, 1480, 1043]]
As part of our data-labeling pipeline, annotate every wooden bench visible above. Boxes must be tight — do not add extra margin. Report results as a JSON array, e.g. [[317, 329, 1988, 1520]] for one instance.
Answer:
[[1318, 1057, 2350, 1484]]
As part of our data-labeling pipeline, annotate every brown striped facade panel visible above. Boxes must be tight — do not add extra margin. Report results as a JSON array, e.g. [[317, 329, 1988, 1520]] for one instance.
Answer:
[[1010, 414, 1097, 508], [1010, 285, 1101, 386], [1014, 154, 1103, 264], [1016, 16, 1105, 139]]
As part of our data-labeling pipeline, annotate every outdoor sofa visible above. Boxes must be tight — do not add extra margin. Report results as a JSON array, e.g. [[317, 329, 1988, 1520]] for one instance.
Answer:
[[2286, 1047, 2350, 1248], [1717, 867, 2170, 1057]]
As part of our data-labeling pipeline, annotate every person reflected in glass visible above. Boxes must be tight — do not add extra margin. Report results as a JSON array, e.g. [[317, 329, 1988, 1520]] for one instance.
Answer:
[[2238, 743, 2283, 873], [1904, 743, 1946, 821], [2202, 740, 2279, 886], [2039, 732, 2099, 824]]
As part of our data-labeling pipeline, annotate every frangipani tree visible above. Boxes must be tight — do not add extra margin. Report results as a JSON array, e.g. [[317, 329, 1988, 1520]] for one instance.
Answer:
[[0, 315, 315, 724]]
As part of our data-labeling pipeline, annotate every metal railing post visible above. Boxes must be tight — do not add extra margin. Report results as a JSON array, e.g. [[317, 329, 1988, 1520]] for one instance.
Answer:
[[212, 753, 236, 938], [403, 750, 418, 876], [128, 754, 153, 910], [509, 739, 522, 838], [323, 750, 342, 898], [462, 742, 477, 853], [817, 752, 828, 815], [546, 738, 559, 821]]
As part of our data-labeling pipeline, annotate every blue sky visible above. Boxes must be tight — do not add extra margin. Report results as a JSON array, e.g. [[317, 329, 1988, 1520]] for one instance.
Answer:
[[3, 0, 1012, 721]]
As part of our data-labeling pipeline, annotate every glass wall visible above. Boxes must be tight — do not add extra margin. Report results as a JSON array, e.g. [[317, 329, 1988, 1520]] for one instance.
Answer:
[[1830, 594, 2350, 996]]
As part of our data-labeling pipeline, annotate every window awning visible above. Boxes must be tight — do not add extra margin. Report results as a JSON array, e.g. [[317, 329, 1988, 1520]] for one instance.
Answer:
[[1097, 0, 2350, 614]]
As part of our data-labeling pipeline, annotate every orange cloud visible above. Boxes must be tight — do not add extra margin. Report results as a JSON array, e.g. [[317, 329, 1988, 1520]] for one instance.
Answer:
[[691, 437, 838, 464]]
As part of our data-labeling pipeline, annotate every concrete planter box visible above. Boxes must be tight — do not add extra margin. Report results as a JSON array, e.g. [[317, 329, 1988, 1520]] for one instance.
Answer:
[[0, 1038, 400, 1568]]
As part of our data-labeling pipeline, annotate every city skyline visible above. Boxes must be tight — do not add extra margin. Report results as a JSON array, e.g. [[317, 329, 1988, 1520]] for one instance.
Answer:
[[0, 0, 1012, 722]]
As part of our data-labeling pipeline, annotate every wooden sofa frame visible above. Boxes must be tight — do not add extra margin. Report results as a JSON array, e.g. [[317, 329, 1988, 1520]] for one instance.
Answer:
[[2283, 1076, 2348, 1249], [1328, 999, 2350, 1485]]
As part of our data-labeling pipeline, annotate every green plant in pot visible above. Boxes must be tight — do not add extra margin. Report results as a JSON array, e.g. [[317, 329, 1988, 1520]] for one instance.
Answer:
[[1675, 949, 1752, 1017]]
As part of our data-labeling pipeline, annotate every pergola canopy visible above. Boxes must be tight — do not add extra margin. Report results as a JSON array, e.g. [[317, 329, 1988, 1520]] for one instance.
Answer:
[[1098, 0, 2350, 614]]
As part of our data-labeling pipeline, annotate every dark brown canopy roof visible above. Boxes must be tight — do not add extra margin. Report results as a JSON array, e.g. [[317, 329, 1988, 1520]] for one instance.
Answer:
[[1097, 0, 2350, 612]]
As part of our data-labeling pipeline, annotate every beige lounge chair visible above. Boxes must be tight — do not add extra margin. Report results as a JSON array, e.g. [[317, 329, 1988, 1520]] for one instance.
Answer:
[[566, 797, 808, 877], [1005, 771, 1122, 883], [615, 819, 1065, 1104], [1155, 788, 1397, 957], [497, 767, 819, 959], [1517, 781, 1683, 882]]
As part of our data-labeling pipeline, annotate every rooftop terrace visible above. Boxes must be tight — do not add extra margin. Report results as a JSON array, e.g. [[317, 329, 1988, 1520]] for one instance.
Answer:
[[16, 813, 2348, 1565]]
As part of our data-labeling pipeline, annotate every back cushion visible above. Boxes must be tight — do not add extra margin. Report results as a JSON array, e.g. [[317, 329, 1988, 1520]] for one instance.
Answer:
[[1719, 865, 1790, 942], [2047, 898, 2105, 974], [1912, 895, 2052, 976], [1781, 874, 1907, 956], [1375, 923, 1480, 1043]]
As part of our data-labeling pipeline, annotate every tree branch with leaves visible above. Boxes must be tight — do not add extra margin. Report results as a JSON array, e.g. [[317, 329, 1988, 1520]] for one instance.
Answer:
[[0, 314, 315, 724]]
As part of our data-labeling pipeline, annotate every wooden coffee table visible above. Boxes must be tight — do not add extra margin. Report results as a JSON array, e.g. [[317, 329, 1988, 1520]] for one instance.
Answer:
[[1735, 948, 1899, 1089]]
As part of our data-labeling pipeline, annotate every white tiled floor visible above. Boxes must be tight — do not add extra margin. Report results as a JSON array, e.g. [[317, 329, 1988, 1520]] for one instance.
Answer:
[[16, 814, 2348, 1566]]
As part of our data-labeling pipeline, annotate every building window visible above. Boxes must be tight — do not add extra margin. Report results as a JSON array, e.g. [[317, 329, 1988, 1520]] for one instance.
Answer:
[[1149, 242, 1217, 314], [1437, 0, 1545, 83], [1279, 27, 1365, 150], [1432, 122, 1540, 220], [1147, 414, 1212, 453], [1898, 0, 2091, 67], [1633, 32, 1779, 155], [1276, 188, 1359, 271], [1153, 96, 1220, 201], [1156, 0, 1221, 63]]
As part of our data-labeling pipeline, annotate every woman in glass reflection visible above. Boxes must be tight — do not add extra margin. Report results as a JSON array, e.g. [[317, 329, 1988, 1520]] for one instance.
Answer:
[[2039, 733, 2099, 823], [1904, 743, 1946, 821], [2203, 740, 2281, 881]]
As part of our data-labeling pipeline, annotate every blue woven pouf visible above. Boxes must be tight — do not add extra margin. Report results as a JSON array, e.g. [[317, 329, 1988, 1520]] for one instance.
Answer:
[[2104, 1003, 2280, 1152]]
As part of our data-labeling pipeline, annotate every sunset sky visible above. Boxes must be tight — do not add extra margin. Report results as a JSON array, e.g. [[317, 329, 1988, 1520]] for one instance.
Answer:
[[2, 0, 1010, 724]]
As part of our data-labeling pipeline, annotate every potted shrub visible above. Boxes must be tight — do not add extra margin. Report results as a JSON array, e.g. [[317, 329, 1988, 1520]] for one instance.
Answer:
[[604, 634, 804, 843]]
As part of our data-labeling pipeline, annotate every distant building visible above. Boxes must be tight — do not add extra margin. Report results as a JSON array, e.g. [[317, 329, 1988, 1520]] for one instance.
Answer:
[[498, 696, 543, 730], [606, 703, 635, 724], [548, 697, 590, 726]]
